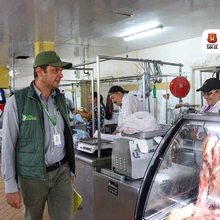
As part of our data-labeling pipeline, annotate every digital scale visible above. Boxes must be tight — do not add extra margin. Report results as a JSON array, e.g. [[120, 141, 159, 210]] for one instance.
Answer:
[[77, 138, 113, 154]]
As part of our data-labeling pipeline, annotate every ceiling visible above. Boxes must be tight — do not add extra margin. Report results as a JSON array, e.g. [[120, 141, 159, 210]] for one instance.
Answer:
[[1, 0, 220, 78]]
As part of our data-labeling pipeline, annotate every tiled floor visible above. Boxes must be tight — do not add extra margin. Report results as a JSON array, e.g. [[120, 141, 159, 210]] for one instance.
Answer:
[[0, 154, 50, 220]]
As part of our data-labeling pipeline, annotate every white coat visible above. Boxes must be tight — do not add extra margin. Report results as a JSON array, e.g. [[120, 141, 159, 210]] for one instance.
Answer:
[[160, 98, 175, 124], [118, 93, 143, 124], [200, 100, 220, 113]]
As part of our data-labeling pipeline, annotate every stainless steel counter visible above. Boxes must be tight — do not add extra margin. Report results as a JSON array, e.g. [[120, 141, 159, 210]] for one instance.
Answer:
[[71, 123, 86, 131], [73, 150, 112, 220], [75, 150, 112, 167], [93, 169, 142, 220], [73, 128, 167, 220]]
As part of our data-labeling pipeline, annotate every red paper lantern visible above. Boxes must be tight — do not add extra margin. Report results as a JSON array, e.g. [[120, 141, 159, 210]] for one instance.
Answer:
[[169, 77, 190, 98]]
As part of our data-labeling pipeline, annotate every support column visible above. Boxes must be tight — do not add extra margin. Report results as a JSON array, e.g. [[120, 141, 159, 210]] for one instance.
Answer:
[[0, 66, 9, 88], [34, 41, 55, 56]]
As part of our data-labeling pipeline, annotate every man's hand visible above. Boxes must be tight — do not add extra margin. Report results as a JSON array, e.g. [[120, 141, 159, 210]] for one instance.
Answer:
[[71, 175, 75, 183], [6, 192, 22, 209]]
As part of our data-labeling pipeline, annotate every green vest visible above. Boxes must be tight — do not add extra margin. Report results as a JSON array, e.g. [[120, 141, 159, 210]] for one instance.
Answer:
[[14, 81, 75, 180]]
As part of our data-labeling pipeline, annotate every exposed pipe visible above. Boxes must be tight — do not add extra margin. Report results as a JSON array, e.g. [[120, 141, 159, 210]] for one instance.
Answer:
[[96, 55, 183, 68], [72, 56, 183, 68]]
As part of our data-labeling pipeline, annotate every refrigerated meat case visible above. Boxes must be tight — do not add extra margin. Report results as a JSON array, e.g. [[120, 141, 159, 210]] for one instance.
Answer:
[[134, 113, 220, 220], [93, 128, 169, 220]]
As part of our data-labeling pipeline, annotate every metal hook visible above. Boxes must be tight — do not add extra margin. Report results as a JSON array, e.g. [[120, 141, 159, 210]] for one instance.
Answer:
[[179, 66, 182, 76]]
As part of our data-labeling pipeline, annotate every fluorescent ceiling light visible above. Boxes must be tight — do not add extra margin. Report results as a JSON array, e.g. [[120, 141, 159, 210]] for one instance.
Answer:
[[123, 23, 163, 41]]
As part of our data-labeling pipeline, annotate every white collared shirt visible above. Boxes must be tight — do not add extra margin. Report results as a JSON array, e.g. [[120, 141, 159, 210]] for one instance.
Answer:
[[118, 93, 143, 124], [201, 100, 220, 113]]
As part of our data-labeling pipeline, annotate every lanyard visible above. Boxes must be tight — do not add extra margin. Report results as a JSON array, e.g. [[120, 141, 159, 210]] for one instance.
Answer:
[[41, 101, 57, 126], [203, 105, 211, 112]]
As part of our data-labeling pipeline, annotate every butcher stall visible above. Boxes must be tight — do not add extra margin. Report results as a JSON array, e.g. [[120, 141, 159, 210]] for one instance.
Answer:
[[93, 129, 168, 220], [133, 113, 220, 220], [73, 127, 169, 220]]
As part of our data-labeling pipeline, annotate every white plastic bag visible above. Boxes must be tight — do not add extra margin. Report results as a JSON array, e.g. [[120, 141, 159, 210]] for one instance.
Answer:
[[117, 111, 158, 134]]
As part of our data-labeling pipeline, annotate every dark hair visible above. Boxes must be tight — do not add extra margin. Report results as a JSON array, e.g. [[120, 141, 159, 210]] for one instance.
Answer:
[[93, 91, 106, 112], [105, 94, 113, 120], [33, 64, 48, 78]]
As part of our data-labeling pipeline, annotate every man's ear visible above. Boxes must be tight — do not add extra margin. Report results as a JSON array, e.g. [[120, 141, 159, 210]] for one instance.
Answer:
[[119, 92, 124, 97], [35, 67, 44, 77]]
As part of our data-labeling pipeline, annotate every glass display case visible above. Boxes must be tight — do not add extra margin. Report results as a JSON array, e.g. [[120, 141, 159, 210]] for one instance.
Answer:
[[134, 113, 220, 220]]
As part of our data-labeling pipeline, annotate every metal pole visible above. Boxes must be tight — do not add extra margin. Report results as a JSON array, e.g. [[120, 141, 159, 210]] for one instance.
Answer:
[[96, 56, 101, 158], [97, 55, 184, 67], [165, 76, 169, 124], [72, 55, 183, 69], [72, 59, 107, 68], [142, 74, 146, 111], [154, 98, 157, 118], [70, 67, 93, 71], [199, 70, 204, 107], [73, 84, 77, 110], [91, 70, 95, 136]]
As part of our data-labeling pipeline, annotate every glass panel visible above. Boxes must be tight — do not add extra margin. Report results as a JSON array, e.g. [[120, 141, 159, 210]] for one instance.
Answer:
[[142, 119, 220, 219]]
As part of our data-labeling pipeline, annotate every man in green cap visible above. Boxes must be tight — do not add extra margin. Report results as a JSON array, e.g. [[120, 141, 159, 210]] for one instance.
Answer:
[[1, 50, 75, 220]]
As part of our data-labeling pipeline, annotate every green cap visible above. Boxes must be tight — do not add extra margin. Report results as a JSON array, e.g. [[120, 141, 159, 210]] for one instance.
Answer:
[[33, 50, 72, 69]]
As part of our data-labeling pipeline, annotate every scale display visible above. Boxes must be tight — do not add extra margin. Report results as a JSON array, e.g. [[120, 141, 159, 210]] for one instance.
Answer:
[[77, 138, 113, 153]]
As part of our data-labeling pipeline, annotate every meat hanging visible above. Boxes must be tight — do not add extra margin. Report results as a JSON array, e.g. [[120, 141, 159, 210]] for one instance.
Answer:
[[187, 135, 220, 219], [166, 134, 220, 220]]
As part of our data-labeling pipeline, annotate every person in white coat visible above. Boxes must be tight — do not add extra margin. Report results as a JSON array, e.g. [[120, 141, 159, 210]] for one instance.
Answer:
[[160, 90, 189, 125], [196, 77, 220, 113], [108, 85, 143, 134]]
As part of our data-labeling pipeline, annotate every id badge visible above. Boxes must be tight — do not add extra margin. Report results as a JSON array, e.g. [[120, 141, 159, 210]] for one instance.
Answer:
[[53, 133, 62, 147]]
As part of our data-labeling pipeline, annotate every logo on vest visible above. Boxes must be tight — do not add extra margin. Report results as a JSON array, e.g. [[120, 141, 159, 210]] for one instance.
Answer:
[[22, 114, 37, 121]]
